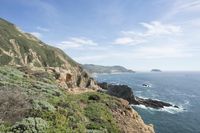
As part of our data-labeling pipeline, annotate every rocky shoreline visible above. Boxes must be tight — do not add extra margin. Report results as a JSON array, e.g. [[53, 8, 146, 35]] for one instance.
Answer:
[[98, 82, 179, 109]]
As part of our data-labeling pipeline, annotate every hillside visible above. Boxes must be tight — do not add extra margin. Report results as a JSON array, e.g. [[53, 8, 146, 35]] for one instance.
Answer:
[[0, 18, 98, 90], [0, 18, 154, 133], [82, 64, 135, 74]]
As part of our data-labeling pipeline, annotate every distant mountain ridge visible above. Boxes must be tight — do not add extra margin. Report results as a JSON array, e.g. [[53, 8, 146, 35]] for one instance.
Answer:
[[82, 64, 135, 74]]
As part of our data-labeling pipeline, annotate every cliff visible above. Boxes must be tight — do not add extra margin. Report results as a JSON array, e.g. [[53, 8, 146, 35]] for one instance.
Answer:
[[0, 18, 154, 133]]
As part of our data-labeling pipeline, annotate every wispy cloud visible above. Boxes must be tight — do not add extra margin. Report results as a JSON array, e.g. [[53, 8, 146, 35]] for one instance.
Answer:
[[113, 21, 181, 45], [173, 0, 200, 12], [55, 37, 98, 49], [140, 21, 181, 36], [113, 37, 146, 45], [163, 0, 200, 20]]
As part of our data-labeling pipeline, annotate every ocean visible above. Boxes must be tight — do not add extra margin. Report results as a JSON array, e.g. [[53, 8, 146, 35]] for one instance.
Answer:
[[94, 72, 200, 133]]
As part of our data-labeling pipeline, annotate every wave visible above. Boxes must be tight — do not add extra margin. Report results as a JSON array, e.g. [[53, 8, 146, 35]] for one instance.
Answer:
[[142, 84, 152, 88], [131, 104, 186, 114]]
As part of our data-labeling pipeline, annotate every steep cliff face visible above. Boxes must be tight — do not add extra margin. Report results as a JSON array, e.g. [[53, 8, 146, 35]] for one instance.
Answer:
[[112, 99, 154, 133], [0, 18, 98, 90]]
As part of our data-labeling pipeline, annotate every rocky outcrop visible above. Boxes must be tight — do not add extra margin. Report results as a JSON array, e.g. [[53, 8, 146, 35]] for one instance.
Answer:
[[17, 66, 99, 90], [132, 97, 175, 109], [98, 82, 178, 109], [46, 66, 99, 90], [111, 98, 154, 133]]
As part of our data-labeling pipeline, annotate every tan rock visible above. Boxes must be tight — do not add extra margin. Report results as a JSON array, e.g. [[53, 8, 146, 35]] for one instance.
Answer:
[[111, 98, 155, 133]]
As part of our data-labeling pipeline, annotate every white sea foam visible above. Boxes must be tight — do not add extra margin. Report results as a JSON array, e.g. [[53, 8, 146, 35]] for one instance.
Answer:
[[160, 106, 185, 114], [91, 73, 98, 78], [131, 104, 185, 114], [183, 100, 190, 105]]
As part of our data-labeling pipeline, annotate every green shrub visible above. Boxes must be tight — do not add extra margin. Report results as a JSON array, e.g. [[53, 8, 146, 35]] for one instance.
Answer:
[[32, 100, 56, 112], [0, 54, 12, 65], [11, 117, 49, 133]]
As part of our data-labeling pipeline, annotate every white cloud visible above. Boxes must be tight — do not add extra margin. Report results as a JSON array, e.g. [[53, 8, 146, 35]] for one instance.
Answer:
[[140, 21, 181, 36], [175, 0, 200, 12], [183, 18, 200, 28], [55, 37, 98, 49], [114, 37, 132, 44], [163, 0, 200, 20], [36, 26, 49, 32], [113, 36, 146, 45], [113, 21, 181, 45], [30, 32, 42, 38]]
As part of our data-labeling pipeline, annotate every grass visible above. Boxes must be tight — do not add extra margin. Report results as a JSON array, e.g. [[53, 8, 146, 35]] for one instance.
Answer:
[[0, 66, 120, 133]]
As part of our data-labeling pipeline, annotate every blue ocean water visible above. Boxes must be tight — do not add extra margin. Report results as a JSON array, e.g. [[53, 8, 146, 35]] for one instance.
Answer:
[[95, 72, 200, 133]]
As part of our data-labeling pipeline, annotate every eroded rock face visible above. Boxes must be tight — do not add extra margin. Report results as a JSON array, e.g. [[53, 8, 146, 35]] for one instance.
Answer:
[[98, 82, 178, 109], [47, 66, 100, 90]]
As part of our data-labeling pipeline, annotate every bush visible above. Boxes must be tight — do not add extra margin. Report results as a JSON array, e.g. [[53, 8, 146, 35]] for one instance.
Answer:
[[32, 100, 56, 112], [11, 117, 49, 133], [88, 94, 100, 101], [0, 86, 30, 124]]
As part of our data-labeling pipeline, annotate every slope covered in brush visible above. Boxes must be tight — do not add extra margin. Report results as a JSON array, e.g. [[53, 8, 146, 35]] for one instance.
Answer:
[[0, 18, 75, 67], [0, 18, 98, 89]]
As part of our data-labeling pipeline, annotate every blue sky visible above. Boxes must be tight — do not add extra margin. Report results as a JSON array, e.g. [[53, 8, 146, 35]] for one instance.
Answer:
[[1, 0, 200, 71]]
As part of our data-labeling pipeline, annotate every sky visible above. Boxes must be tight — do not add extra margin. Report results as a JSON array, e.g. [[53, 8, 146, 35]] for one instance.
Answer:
[[0, 0, 200, 71]]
